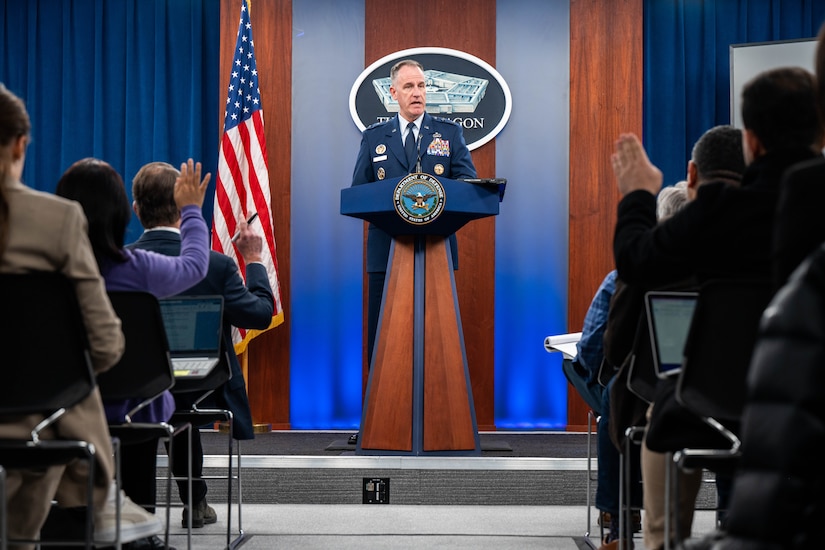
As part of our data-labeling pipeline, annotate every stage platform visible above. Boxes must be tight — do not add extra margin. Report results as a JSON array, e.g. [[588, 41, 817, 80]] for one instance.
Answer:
[[156, 430, 718, 509], [151, 430, 722, 550]]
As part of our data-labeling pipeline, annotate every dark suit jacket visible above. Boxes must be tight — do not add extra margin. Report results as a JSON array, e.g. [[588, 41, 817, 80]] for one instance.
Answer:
[[129, 230, 274, 440], [774, 156, 825, 288], [351, 113, 477, 272]]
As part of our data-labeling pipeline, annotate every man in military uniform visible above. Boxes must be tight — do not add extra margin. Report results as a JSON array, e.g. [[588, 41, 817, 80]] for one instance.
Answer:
[[350, 58, 477, 410]]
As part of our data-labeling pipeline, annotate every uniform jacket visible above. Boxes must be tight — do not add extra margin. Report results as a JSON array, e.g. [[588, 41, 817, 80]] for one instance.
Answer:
[[0, 178, 124, 509], [351, 113, 476, 272], [129, 229, 274, 440]]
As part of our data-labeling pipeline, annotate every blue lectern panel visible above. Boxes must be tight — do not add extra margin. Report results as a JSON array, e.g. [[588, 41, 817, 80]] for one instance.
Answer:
[[341, 176, 499, 236]]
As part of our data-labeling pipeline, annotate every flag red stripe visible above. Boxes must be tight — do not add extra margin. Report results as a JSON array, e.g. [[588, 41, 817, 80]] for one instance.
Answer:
[[249, 112, 276, 256]]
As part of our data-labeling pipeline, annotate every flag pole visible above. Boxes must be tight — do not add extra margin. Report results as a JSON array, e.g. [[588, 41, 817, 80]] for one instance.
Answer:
[[214, 0, 280, 435]]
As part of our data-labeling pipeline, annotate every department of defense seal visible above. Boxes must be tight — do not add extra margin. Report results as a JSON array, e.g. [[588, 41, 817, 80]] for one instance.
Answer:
[[393, 173, 445, 225]]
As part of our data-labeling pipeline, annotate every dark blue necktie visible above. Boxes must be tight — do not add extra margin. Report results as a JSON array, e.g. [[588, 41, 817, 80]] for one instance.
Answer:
[[404, 122, 417, 170]]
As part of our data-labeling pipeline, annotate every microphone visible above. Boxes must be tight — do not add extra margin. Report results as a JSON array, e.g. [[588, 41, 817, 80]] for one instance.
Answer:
[[415, 131, 422, 173]]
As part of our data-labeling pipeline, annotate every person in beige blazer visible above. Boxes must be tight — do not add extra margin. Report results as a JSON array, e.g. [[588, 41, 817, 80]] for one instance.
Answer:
[[0, 83, 125, 547]]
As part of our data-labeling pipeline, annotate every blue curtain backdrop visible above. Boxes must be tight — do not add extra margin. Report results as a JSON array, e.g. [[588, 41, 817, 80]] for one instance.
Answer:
[[0, 0, 220, 245], [644, 0, 825, 187]]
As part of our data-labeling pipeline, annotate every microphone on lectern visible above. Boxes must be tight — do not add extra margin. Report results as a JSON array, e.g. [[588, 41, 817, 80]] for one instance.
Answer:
[[415, 132, 422, 173]]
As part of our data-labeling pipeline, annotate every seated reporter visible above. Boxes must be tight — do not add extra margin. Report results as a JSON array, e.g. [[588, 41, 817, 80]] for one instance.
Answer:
[[129, 161, 274, 528], [56, 156, 210, 549], [0, 83, 127, 550]]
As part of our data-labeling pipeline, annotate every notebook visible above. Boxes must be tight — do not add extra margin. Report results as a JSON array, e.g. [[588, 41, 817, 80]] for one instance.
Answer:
[[543, 332, 582, 360], [158, 296, 224, 379], [644, 291, 699, 379]]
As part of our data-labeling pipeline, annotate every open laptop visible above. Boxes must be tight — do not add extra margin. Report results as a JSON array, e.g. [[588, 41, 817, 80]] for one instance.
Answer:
[[644, 291, 699, 379], [158, 295, 224, 379]]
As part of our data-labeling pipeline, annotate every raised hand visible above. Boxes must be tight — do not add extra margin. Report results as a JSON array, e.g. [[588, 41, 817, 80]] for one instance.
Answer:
[[611, 133, 663, 196], [174, 158, 211, 208]]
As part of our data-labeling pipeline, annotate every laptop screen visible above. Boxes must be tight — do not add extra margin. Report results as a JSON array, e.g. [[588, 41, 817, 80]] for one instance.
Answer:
[[158, 296, 223, 356], [645, 291, 698, 378]]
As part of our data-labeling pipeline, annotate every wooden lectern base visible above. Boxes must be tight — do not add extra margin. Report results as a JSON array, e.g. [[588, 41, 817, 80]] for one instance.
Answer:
[[359, 235, 479, 455]]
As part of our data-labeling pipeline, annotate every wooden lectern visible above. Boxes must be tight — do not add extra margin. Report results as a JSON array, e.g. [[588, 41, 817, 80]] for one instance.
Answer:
[[341, 174, 501, 456]]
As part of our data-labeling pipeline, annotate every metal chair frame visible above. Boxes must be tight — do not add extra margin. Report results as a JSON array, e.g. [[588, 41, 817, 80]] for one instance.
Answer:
[[618, 425, 645, 550], [585, 409, 601, 541], [662, 279, 772, 549], [166, 302, 246, 550], [171, 395, 245, 550]]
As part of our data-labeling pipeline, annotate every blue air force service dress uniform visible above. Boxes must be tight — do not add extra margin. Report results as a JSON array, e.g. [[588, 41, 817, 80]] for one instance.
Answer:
[[351, 113, 477, 360]]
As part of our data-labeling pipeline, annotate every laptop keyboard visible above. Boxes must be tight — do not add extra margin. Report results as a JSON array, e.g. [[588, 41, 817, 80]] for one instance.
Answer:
[[172, 358, 216, 376]]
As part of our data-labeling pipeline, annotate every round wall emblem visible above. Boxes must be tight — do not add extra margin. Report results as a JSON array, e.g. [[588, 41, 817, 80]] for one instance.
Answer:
[[394, 173, 445, 225], [350, 47, 512, 151]]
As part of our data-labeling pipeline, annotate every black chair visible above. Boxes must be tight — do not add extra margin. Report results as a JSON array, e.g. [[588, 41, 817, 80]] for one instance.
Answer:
[[0, 464, 5, 550], [665, 279, 774, 549], [612, 310, 657, 549], [0, 271, 99, 548], [167, 311, 246, 549], [99, 291, 192, 549], [626, 309, 658, 404]]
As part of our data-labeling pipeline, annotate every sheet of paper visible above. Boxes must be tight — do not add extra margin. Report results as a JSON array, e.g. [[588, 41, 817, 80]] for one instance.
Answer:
[[543, 333, 582, 360]]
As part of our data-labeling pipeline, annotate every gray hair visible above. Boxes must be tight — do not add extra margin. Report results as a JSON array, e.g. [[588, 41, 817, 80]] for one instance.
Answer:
[[657, 181, 689, 221], [390, 59, 424, 85]]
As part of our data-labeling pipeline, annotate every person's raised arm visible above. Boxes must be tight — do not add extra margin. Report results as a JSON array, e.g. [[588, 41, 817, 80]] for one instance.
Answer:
[[174, 158, 211, 208], [611, 133, 662, 197], [170, 158, 211, 287]]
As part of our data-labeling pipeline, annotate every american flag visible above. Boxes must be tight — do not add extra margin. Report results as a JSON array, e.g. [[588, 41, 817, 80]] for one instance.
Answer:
[[213, 0, 283, 354]]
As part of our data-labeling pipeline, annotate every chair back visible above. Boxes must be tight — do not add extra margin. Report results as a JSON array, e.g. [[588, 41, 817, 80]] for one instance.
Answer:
[[0, 271, 95, 415], [626, 310, 658, 404], [676, 279, 774, 424], [97, 291, 174, 403]]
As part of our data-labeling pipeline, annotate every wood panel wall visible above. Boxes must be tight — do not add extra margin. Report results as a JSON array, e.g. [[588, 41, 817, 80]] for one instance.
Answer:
[[220, 0, 292, 429], [364, 0, 498, 431], [567, 0, 643, 430]]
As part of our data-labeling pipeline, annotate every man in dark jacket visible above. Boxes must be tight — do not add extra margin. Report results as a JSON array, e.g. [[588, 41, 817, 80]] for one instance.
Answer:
[[130, 161, 274, 530], [772, 24, 825, 289], [612, 67, 821, 290], [610, 66, 822, 550], [689, 23, 825, 550]]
